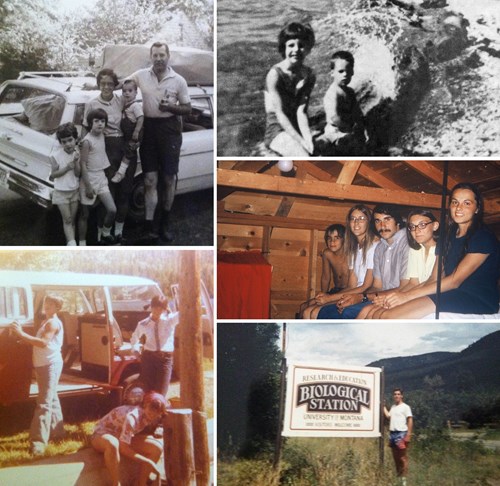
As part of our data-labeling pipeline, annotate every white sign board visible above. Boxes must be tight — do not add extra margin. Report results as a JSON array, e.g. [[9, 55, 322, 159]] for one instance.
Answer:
[[283, 362, 382, 437]]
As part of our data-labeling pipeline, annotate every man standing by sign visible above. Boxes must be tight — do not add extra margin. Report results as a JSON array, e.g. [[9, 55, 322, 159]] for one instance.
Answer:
[[129, 41, 192, 242], [384, 388, 413, 486]]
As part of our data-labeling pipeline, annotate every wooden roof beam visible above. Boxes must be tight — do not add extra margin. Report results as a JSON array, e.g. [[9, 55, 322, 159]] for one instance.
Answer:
[[336, 160, 362, 185], [403, 161, 460, 189], [217, 168, 443, 208]]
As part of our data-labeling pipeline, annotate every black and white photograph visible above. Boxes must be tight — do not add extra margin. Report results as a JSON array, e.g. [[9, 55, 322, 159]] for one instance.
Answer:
[[218, 0, 500, 157], [0, 0, 214, 246]]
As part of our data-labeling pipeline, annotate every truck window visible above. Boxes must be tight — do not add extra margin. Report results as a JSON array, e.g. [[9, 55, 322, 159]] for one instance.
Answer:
[[43, 290, 88, 315], [0, 286, 28, 319]]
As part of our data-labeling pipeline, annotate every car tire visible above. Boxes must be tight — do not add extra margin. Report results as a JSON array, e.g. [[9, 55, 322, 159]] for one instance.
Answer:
[[128, 176, 145, 223]]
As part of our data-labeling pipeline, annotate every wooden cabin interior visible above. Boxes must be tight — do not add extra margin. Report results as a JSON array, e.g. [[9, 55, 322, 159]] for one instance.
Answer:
[[217, 160, 500, 319]]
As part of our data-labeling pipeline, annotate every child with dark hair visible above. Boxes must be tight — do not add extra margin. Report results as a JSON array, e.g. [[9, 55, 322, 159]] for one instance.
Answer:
[[369, 183, 500, 318], [78, 108, 117, 246], [111, 79, 144, 184], [91, 391, 166, 486], [317, 50, 366, 155], [301, 224, 349, 318], [50, 122, 81, 246], [264, 22, 316, 156]]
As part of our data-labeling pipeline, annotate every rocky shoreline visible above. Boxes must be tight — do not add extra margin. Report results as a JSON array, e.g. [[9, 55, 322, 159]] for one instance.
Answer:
[[246, 0, 500, 157]]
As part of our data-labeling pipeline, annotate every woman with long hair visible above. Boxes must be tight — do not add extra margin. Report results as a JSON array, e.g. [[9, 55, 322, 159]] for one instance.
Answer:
[[316, 204, 379, 319], [366, 183, 500, 318]]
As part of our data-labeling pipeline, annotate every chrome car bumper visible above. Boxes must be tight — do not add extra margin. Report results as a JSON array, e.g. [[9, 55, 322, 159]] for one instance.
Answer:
[[0, 162, 53, 208]]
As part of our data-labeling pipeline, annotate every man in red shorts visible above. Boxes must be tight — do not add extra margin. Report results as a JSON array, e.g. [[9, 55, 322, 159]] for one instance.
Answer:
[[384, 388, 413, 486]]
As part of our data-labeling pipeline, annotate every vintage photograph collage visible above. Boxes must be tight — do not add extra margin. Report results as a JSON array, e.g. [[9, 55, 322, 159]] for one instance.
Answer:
[[0, 0, 499, 485]]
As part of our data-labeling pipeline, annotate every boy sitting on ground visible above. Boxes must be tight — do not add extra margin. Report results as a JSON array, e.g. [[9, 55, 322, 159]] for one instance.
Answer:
[[316, 51, 366, 155]]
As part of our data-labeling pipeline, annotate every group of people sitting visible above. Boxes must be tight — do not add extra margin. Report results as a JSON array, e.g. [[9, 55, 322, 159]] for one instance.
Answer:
[[264, 22, 367, 157], [300, 182, 500, 320]]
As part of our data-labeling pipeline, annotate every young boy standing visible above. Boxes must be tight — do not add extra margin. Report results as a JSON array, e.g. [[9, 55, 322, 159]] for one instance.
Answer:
[[78, 108, 117, 246], [50, 122, 81, 246], [319, 50, 366, 155]]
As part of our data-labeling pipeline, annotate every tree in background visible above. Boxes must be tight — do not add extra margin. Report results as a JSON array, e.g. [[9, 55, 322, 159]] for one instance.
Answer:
[[0, 0, 55, 80], [218, 323, 282, 458], [0, 249, 213, 299], [0, 0, 212, 82]]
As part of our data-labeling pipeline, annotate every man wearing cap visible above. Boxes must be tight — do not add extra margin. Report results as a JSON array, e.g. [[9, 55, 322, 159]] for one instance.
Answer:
[[131, 295, 179, 395]]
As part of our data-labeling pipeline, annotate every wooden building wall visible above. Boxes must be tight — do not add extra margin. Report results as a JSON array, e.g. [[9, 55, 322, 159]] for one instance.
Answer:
[[218, 192, 355, 319]]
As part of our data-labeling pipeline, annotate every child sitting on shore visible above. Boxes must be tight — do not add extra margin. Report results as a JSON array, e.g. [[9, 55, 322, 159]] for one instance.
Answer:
[[300, 224, 349, 319], [317, 51, 366, 155], [50, 122, 81, 246], [111, 79, 144, 184], [264, 22, 316, 156]]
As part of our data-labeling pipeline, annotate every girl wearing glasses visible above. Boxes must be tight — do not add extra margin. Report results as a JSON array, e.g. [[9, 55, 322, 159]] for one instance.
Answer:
[[366, 183, 499, 318], [360, 209, 439, 318], [311, 204, 379, 319]]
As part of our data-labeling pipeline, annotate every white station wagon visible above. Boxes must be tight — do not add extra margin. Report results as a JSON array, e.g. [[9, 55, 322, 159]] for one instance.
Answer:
[[0, 46, 213, 219]]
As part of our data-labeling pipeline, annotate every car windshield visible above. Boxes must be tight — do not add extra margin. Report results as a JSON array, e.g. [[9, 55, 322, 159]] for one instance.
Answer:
[[0, 85, 65, 135]]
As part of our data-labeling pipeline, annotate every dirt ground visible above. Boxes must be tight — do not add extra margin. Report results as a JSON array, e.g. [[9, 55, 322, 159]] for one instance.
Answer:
[[0, 186, 213, 246]]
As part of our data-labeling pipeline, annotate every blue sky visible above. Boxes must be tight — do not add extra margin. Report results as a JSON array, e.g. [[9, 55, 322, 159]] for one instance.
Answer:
[[284, 322, 500, 367]]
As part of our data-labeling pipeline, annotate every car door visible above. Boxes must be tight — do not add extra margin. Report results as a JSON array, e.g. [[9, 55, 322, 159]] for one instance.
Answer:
[[177, 93, 214, 194], [0, 83, 63, 184], [0, 285, 33, 405]]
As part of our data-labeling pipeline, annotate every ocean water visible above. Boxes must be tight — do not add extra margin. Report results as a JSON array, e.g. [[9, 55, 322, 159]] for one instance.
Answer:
[[217, 0, 350, 47]]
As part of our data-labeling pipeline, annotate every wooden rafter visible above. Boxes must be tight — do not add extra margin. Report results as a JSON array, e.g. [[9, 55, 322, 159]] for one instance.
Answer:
[[336, 160, 362, 185], [218, 168, 499, 214], [403, 161, 460, 189], [218, 168, 444, 208]]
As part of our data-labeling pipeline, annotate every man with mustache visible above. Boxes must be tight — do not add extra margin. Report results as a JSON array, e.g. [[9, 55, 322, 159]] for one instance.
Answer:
[[322, 204, 409, 319], [129, 41, 192, 242]]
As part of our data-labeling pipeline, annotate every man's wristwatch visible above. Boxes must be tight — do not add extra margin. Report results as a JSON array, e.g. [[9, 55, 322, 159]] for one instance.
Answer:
[[361, 292, 369, 303]]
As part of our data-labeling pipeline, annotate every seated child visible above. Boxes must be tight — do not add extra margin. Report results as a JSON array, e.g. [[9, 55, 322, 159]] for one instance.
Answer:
[[317, 51, 366, 155], [111, 79, 144, 183], [91, 391, 166, 486], [50, 122, 81, 246], [78, 108, 117, 246], [300, 224, 349, 319], [264, 22, 316, 156]]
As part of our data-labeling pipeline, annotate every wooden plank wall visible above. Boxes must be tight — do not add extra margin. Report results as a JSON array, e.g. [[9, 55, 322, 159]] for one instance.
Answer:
[[218, 224, 340, 319]]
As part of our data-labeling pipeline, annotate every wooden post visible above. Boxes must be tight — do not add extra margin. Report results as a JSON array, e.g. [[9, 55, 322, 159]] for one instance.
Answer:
[[379, 367, 385, 471], [163, 409, 196, 486], [178, 251, 210, 486]]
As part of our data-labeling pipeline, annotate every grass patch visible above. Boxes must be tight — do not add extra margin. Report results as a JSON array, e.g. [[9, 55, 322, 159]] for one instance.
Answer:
[[0, 421, 96, 468], [483, 429, 500, 441], [218, 433, 500, 486]]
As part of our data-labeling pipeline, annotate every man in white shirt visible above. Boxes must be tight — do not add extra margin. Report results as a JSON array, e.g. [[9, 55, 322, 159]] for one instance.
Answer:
[[129, 41, 192, 242], [384, 388, 413, 486], [131, 295, 179, 395]]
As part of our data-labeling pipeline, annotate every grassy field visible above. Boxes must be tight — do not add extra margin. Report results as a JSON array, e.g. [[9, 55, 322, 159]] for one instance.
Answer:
[[218, 433, 500, 486], [0, 360, 213, 468]]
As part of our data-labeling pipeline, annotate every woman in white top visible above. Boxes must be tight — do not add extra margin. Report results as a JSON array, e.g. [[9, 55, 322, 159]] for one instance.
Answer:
[[10, 295, 65, 455], [362, 209, 439, 318], [316, 204, 379, 319]]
